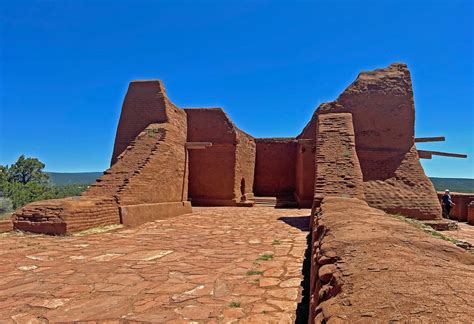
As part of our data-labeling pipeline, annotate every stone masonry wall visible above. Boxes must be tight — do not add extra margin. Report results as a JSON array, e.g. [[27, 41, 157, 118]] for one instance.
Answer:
[[13, 197, 119, 235], [185, 108, 255, 205], [295, 141, 316, 208], [14, 80, 191, 234], [235, 129, 256, 201], [111, 80, 169, 165], [300, 63, 441, 220], [0, 220, 13, 233], [254, 138, 297, 197], [468, 202, 474, 225], [313, 113, 365, 209]]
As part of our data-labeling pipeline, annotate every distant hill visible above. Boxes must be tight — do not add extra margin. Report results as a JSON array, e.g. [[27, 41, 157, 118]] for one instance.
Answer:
[[47, 172, 103, 185], [46, 173, 473, 193], [429, 177, 474, 193]]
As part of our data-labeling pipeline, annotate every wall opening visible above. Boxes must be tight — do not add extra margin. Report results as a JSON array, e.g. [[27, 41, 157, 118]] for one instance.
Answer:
[[240, 178, 246, 199]]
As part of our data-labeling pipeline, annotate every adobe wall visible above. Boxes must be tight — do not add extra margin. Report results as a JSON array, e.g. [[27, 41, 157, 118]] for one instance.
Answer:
[[313, 113, 365, 209], [295, 141, 316, 208], [13, 197, 120, 235], [235, 130, 256, 201], [13, 81, 191, 234], [437, 192, 474, 222], [0, 219, 13, 233], [468, 202, 474, 225], [111, 80, 169, 165], [302, 63, 441, 220], [86, 81, 191, 225], [296, 117, 317, 208], [185, 108, 255, 206], [253, 138, 297, 197], [309, 197, 474, 323]]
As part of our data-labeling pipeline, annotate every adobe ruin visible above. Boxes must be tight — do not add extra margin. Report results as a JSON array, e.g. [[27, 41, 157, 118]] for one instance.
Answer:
[[13, 63, 450, 234]]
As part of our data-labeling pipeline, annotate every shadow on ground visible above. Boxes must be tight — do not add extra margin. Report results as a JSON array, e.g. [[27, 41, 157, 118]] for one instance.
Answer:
[[279, 215, 311, 323], [278, 215, 310, 232]]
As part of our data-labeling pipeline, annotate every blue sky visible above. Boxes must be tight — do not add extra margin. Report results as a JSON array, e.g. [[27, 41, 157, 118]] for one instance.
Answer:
[[0, 0, 473, 178]]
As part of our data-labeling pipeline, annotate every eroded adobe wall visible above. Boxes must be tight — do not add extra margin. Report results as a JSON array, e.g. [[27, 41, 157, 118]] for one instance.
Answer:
[[313, 113, 365, 209], [302, 63, 441, 220], [111, 80, 169, 165], [0, 219, 13, 233], [14, 81, 191, 234], [185, 108, 255, 205], [295, 141, 316, 208], [310, 197, 474, 323], [13, 197, 120, 235], [235, 130, 256, 201], [112, 114, 188, 206], [254, 138, 297, 197], [296, 119, 317, 207], [85, 82, 191, 225]]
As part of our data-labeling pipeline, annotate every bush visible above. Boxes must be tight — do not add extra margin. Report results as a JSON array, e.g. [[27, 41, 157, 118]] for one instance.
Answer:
[[0, 156, 88, 210]]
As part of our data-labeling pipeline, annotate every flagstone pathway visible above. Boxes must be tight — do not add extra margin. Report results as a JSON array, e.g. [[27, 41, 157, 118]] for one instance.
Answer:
[[0, 207, 311, 323]]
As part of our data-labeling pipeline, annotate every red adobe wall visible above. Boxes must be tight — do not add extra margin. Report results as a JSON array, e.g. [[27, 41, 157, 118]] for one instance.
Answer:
[[295, 141, 316, 208], [185, 108, 255, 206], [309, 197, 474, 323], [111, 80, 169, 165], [0, 219, 13, 233], [13, 81, 192, 234], [313, 113, 365, 209], [86, 81, 191, 225], [254, 138, 297, 197], [13, 197, 120, 235], [302, 63, 441, 220], [296, 115, 317, 208], [437, 192, 474, 222], [468, 202, 474, 225], [235, 130, 256, 201]]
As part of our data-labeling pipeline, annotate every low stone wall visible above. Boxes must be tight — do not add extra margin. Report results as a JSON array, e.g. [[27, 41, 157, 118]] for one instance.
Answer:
[[310, 197, 474, 323], [120, 201, 192, 227], [13, 197, 120, 235], [0, 219, 13, 233], [468, 202, 474, 225], [437, 192, 474, 222]]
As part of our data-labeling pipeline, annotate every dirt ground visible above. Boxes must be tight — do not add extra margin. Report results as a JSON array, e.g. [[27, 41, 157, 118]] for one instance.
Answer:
[[0, 207, 310, 323]]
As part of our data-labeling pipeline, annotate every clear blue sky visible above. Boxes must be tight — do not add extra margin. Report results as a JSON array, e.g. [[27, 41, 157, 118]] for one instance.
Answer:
[[1, 0, 473, 178]]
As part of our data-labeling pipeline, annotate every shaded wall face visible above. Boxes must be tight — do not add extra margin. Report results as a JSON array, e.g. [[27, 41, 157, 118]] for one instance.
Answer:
[[340, 91, 414, 182], [254, 139, 296, 197], [295, 142, 316, 207], [185, 109, 241, 205], [188, 144, 236, 201]]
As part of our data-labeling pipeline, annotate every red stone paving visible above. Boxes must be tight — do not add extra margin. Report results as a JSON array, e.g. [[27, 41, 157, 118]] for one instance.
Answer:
[[0, 207, 310, 323]]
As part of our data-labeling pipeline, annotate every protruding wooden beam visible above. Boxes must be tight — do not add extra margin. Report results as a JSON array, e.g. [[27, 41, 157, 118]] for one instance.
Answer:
[[418, 150, 467, 159], [186, 142, 212, 150], [415, 136, 445, 143]]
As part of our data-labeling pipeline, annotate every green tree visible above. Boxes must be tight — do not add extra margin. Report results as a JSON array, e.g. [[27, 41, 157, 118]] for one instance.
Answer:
[[0, 155, 87, 210], [7, 155, 49, 185]]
